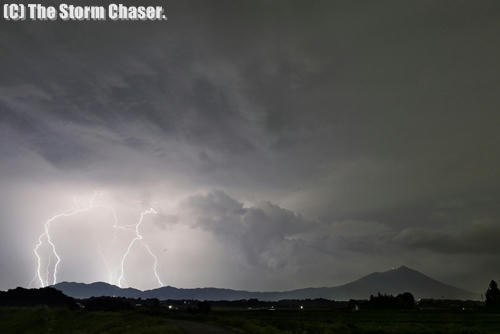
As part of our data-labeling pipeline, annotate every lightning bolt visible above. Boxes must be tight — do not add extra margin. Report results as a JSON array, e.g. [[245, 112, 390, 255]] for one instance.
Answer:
[[145, 244, 164, 287], [117, 208, 163, 288], [33, 193, 98, 287], [45, 254, 52, 286]]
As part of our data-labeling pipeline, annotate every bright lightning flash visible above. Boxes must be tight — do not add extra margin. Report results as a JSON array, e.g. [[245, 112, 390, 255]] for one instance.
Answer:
[[118, 208, 164, 288], [32, 194, 165, 289]]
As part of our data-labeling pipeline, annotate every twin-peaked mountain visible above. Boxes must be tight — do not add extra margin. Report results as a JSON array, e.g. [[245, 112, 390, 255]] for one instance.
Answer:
[[53, 266, 479, 301]]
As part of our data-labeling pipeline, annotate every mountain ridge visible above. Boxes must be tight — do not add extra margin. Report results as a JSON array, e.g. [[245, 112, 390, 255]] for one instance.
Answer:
[[52, 266, 480, 301]]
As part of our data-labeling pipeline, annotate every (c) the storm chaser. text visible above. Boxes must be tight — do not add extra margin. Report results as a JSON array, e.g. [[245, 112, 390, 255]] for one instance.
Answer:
[[2, 4, 167, 21]]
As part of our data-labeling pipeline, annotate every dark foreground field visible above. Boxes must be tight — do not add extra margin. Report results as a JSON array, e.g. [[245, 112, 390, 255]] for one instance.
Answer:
[[1, 307, 500, 334]]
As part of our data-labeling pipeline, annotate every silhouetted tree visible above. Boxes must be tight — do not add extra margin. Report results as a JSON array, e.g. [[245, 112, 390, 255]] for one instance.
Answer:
[[397, 292, 415, 307], [485, 280, 500, 309]]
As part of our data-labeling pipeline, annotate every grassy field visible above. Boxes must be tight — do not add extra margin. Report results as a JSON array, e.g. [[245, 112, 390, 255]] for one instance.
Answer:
[[0, 307, 181, 334], [2, 307, 500, 333], [189, 309, 500, 334]]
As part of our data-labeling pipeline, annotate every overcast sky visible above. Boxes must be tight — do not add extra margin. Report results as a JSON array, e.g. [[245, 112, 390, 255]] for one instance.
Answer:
[[1, 1, 499, 293]]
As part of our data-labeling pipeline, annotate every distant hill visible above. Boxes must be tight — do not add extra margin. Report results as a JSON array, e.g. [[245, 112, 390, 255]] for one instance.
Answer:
[[53, 281, 142, 299], [53, 266, 479, 301]]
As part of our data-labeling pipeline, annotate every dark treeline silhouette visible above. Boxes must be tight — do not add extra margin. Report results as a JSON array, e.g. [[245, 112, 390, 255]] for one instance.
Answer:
[[0, 287, 77, 308], [365, 292, 415, 309], [82, 296, 161, 311], [192, 298, 347, 310], [83, 296, 133, 311]]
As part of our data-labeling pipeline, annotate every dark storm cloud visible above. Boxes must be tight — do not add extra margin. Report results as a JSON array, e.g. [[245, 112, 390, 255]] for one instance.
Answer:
[[179, 190, 313, 269], [395, 221, 500, 255], [1, 1, 500, 291]]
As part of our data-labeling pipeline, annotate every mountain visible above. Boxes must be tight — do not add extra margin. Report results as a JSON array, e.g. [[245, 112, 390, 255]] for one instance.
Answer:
[[53, 281, 142, 299], [277, 266, 479, 300], [52, 266, 480, 301]]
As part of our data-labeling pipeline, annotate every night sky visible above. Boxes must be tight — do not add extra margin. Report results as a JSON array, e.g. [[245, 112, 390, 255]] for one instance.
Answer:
[[1, 1, 500, 293]]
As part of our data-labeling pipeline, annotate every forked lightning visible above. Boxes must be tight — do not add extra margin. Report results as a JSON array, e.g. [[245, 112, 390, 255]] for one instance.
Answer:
[[32, 195, 164, 288]]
